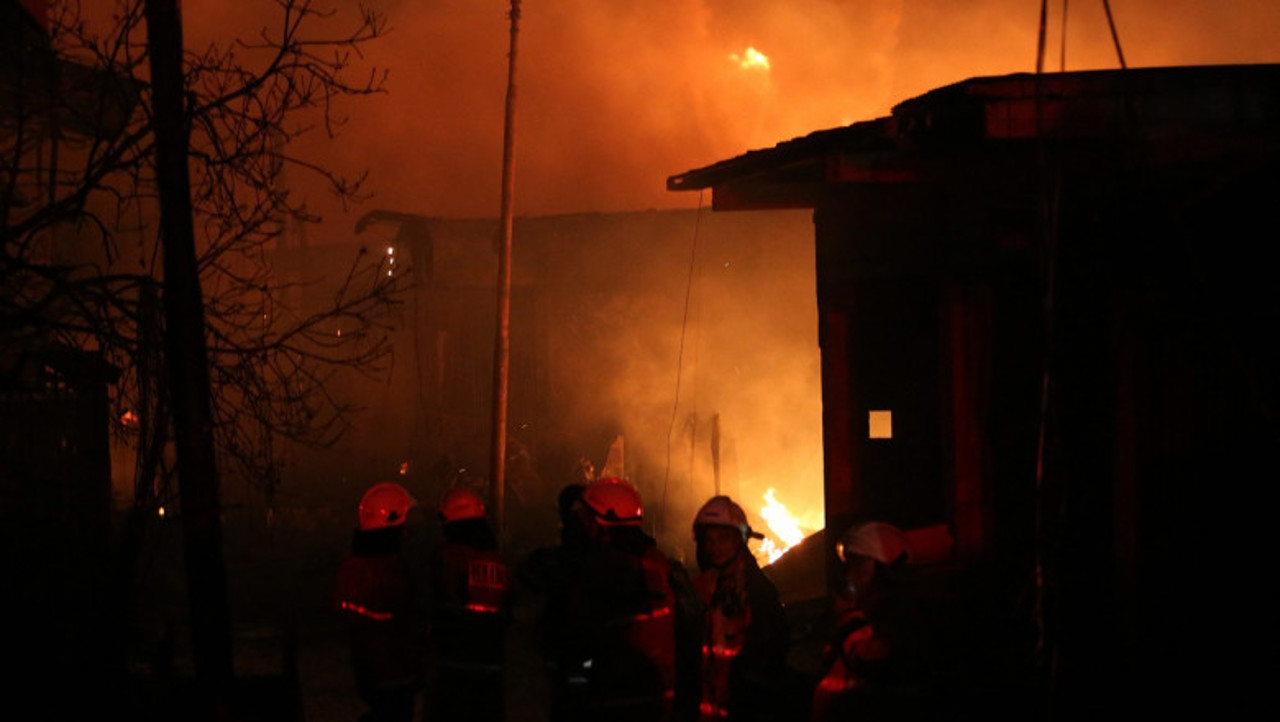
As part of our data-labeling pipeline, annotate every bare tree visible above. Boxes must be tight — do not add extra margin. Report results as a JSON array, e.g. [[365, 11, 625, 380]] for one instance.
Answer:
[[2, 0, 401, 508]]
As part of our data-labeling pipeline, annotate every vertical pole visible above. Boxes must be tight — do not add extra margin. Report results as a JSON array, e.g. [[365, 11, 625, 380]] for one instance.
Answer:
[[491, 0, 521, 547], [144, 0, 234, 695], [1036, 0, 1049, 74]]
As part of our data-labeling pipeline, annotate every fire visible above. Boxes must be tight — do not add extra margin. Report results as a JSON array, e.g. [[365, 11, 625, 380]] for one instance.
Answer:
[[730, 46, 770, 71], [756, 487, 817, 565]]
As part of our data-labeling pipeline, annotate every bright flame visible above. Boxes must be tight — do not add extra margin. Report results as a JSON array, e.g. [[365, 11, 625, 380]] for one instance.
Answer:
[[731, 46, 770, 71], [157, 506, 166, 518], [120, 410, 139, 427], [757, 487, 815, 565]]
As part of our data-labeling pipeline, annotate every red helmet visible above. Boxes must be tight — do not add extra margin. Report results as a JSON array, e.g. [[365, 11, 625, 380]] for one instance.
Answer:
[[836, 521, 912, 566], [439, 486, 487, 523], [358, 482, 417, 531], [582, 477, 643, 526], [693, 495, 762, 541]]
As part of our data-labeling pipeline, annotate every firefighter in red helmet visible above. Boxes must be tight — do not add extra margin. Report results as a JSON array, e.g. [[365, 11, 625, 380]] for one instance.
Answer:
[[334, 482, 430, 722], [691, 496, 789, 722], [557, 477, 698, 721], [427, 485, 510, 722]]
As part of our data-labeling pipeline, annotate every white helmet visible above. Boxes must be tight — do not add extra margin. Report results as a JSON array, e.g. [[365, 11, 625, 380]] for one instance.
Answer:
[[836, 521, 912, 567], [693, 495, 763, 541]]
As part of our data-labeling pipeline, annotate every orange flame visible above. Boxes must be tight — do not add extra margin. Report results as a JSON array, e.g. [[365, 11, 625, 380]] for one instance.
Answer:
[[756, 487, 819, 565], [730, 46, 771, 71]]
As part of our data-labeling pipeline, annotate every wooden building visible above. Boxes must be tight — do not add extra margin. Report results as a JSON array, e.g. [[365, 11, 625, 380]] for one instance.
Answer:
[[667, 64, 1280, 717]]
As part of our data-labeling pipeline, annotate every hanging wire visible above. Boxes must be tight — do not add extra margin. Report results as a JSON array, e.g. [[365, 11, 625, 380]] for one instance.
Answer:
[[1033, 5, 1066, 709], [659, 191, 706, 538], [1059, 0, 1069, 72], [1102, 0, 1128, 69], [688, 287, 704, 493]]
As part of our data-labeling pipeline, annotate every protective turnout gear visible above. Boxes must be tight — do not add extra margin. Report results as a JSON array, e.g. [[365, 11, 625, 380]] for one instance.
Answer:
[[692, 541, 789, 721], [582, 477, 644, 526], [429, 507, 510, 722], [836, 522, 912, 567], [813, 522, 935, 721], [359, 482, 417, 531], [335, 518, 429, 722], [553, 478, 693, 721], [693, 495, 763, 541], [561, 528, 683, 721], [438, 485, 487, 523]]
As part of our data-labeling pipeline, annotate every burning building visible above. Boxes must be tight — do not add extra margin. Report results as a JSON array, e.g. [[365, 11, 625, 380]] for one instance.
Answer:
[[667, 63, 1280, 716], [273, 207, 826, 565]]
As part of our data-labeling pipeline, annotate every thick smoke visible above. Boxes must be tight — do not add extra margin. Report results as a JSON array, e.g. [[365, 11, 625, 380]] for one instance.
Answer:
[[167, 0, 1280, 553], [185, 0, 1280, 225]]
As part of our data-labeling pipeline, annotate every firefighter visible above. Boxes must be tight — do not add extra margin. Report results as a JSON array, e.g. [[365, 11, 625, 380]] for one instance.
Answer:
[[810, 521, 927, 721], [557, 477, 696, 722], [516, 483, 592, 719], [691, 496, 789, 722], [426, 485, 511, 722], [334, 481, 431, 722]]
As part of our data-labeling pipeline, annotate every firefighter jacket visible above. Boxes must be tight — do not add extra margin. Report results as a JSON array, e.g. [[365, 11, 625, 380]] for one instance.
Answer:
[[809, 606, 884, 721], [692, 553, 789, 721], [809, 582, 947, 721], [334, 531, 430, 693], [428, 540, 511, 672], [561, 528, 682, 720]]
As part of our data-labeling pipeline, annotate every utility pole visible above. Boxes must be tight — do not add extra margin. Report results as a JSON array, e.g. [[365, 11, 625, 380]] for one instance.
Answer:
[[144, 0, 234, 698], [490, 0, 521, 546]]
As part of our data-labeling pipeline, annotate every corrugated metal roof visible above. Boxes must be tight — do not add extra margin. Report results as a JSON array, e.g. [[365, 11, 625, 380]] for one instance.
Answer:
[[667, 64, 1280, 201]]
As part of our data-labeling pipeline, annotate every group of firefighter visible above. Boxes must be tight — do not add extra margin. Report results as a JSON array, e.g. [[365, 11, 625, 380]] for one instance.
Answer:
[[334, 475, 922, 722]]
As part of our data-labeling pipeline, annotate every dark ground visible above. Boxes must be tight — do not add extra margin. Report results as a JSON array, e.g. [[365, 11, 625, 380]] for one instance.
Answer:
[[120, 506, 562, 722]]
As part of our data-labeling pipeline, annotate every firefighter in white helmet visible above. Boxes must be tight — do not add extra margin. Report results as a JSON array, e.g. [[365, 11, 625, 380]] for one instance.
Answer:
[[426, 485, 510, 722], [691, 496, 789, 721], [334, 482, 430, 722], [810, 521, 925, 722]]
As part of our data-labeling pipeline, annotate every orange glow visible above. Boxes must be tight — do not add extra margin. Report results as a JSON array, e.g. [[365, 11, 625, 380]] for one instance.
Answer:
[[869, 409, 893, 439], [730, 46, 770, 71], [121, 410, 139, 427], [399, 461, 409, 475], [756, 487, 820, 565]]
